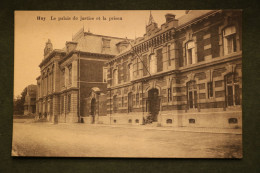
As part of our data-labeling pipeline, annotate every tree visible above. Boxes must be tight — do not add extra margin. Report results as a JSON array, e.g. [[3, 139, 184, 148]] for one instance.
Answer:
[[13, 87, 27, 115]]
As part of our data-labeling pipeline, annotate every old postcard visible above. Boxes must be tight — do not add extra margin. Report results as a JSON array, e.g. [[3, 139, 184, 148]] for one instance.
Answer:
[[13, 10, 242, 158]]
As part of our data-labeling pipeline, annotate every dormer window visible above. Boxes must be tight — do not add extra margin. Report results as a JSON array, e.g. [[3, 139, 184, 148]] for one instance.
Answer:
[[223, 26, 237, 55], [186, 41, 196, 65]]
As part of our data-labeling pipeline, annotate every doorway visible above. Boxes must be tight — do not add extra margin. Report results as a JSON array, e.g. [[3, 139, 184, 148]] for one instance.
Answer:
[[147, 88, 160, 122]]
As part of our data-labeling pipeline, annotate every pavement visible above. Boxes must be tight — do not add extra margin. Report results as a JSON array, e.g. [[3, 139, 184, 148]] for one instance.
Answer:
[[83, 123, 242, 135], [12, 120, 242, 158]]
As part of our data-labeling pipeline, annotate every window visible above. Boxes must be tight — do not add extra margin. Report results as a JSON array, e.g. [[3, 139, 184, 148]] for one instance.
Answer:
[[225, 73, 240, 106], [128, 119, 132, 123], [52, 65, 54, 91], [136, 93, 139, 106], [149, 54, 157, 74], [128, 63, 133, 81], [207, 82, 213, 98], [143, 55, 148, 76], [68, 65, 72, 85], [186, 41, 195, 65], [128, 92, 133, 112], [103, 67, 107, 83], [189, 119, 196, 124], [187, 81, 198, 109], [223, 26, 237, 55], [113, 95, 117, 113], [113, 69, 118, 85], [67, 94, 71, 112], [168, 45, 171, 66], [168, 88, 172, 102], [61, 96, 64, 113], [61, 69, 65, 87], [156, 49, 163, 72], [121, 96, 124, 107], [136, 58, 139, 75], [228, 118, 238, 124], [166, 119, 172, 124]]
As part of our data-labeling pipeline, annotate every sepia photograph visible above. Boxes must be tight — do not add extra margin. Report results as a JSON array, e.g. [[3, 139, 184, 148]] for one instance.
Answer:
[[13, 10, 242, 158]]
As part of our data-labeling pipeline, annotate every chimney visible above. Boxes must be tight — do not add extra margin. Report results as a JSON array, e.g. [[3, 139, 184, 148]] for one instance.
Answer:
[[165, 13, 176, 23], [165, 13, 178, 28]]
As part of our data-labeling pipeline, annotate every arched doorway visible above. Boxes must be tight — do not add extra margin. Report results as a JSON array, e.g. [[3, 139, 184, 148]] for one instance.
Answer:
[[147, 88, 160, 122], [91, 98, 96, 123]]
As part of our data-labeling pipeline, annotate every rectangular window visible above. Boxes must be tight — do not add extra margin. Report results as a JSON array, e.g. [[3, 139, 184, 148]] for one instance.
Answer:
[[168, 45, 171, 66], [189, 91, 193, 108], [207, 82, 213, 98], [61, 69, 65, 87], [223, 26, 237, 55], [227, 85, 234, 106], [186, 41, 195, 65], [121, 96, 124, 107], [168, 88, 172, 102], [143, 55, 148, 76], [156, 49, 163, 72], [136, 58, 139, 75], [113, 95, 117, 113], [103, 67, 107, 83], [136, 93, 139, 106], [61, 96, 64, 113], [68, 65, 72, 84], [68, 94, 71, 112]]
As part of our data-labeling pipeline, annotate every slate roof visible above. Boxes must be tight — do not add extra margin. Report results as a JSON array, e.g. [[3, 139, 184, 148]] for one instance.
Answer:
[[177, 10, 215, 28], [73, 31, 129, 56]]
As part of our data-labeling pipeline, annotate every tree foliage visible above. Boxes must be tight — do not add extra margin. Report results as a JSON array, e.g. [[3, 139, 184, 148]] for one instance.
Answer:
[[13, 87, 27, 115]]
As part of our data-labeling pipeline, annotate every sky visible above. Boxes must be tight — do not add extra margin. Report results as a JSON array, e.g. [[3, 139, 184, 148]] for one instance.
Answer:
[[14, 10, 186, 97]]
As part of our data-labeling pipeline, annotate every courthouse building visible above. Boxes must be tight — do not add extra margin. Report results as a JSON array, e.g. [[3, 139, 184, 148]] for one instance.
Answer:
[[99, 10, 242, 128], [36, 29, 129, 123]]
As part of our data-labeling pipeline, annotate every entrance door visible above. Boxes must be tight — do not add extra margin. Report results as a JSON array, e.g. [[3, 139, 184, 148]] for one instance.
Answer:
[[148, 88, 160, 122], [91, 98, 96, 123]]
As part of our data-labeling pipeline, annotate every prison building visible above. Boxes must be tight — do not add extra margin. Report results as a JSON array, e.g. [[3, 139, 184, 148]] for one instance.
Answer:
[[103, 10, 242, 128]]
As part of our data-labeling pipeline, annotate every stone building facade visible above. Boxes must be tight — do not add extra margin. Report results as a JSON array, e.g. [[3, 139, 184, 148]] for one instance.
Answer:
[[36, 29, 129, 123], [103, 10, 242, 128], [24, 84, 37, 115]]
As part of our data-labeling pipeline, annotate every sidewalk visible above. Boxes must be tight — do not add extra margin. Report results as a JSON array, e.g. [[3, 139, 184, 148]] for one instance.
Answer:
[[82, 123, 242, 135]]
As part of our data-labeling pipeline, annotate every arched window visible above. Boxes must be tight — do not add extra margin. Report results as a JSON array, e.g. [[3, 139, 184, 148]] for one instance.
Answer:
[[225, 73, 240, 106], [113, 69, 118, 85], [223, 26, 237, 55], [187, 80, 198, 109], [186, 41, 196, 65]]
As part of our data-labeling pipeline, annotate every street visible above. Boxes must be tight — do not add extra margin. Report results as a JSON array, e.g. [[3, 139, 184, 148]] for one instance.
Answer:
[[12, 120, 242, 158]]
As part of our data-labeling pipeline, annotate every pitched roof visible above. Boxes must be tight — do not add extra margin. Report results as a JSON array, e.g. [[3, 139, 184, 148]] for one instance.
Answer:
[[72, 30, 130, 56], [177, 10, 215, 28]]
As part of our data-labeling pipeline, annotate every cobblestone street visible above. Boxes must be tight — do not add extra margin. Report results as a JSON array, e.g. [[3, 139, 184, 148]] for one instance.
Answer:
[[12, 120, 242, 158]]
